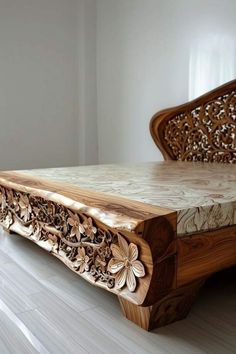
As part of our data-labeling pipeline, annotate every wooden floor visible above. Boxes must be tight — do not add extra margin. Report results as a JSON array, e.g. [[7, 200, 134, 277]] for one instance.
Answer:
[[0, 230, 235, 354]]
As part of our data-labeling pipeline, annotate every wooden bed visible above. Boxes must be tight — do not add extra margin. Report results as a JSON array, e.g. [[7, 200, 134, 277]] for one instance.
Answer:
[[0, 80, 235, 331]]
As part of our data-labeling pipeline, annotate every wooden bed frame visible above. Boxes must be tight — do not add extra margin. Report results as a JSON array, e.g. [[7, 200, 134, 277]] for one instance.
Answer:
[[0, 80, 235, 331]]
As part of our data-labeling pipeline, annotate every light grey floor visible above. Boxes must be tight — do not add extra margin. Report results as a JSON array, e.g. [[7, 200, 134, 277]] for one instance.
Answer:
[[0, 229, 235, 354]]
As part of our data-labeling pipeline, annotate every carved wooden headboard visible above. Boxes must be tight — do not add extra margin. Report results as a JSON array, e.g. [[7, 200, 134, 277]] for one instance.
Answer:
[[150, 80, 236, 163]]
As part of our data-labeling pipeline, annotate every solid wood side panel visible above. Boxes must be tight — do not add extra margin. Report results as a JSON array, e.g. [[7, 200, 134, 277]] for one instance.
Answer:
[[177, 225, 236, 286]]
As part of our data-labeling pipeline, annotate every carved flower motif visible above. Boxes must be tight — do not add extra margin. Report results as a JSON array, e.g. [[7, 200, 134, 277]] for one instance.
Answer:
[[68, 212, 85, 241], [82, 217, 97, 240], [75, 247, 89, 273], [47, 233, 58, 245], [19, 194, 32, 222], [108, 235, 145, 292]]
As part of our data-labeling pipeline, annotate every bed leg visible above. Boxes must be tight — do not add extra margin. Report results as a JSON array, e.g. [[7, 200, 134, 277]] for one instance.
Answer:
[[118, 278, 205, 331]]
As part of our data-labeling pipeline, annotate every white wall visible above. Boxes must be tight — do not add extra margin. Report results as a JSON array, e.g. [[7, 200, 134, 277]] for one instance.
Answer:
[[96, 0, 236, 163], [0, 0, 79, 170], [77, 0, 98, 165]]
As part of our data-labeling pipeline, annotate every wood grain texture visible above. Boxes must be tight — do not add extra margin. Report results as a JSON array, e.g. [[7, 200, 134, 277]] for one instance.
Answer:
[[177, 225, 236, 286], [150, 79, 236, 163], [0, 170, 174, 230], [119, 278, 206, 331], [16, 162, 236, 236]]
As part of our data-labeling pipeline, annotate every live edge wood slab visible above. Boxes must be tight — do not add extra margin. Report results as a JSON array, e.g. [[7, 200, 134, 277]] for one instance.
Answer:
[[0, 161, 235, 330]]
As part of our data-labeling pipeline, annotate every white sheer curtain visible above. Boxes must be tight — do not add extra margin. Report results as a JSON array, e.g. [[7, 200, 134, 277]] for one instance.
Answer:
[[188, 33, 235, 100]]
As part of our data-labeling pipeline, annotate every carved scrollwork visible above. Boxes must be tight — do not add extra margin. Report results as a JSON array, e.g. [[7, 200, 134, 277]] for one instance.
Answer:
[[164, 91, 236, 163], [0, 186, 145, 293]]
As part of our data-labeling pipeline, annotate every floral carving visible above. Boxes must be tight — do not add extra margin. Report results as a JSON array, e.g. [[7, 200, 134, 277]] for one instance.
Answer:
[[75, 247, 90, 273], [0, 186, 145, 293], [108, 234, 145, 292], [82, 217, 97, 240], [164, 91, 236, 163], [68, 211, 85, 241], [19, 194, 32, 222]]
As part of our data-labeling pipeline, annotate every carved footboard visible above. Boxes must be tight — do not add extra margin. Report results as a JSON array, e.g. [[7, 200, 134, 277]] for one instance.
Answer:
[[0, 171, 180, 329]]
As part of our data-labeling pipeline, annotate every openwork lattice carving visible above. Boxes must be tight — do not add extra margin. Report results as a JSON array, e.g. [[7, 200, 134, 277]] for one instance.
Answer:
[[165, 92, 236, 162], [150, 80, 236, 163], [0, 187, 145, 293]]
